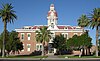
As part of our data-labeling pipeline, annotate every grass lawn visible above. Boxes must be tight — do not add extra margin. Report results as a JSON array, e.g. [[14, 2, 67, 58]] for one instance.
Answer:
[[0, 55, 48, 58], [58, 55, 100, 58]]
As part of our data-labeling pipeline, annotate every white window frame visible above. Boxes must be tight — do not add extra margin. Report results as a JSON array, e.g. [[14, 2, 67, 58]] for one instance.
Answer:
[[27, 33, 31, 40], [27, 44, 31, 51], [21, 44, 24, 51], [62, 33, 68, 39], [74, 33, 78, 35], [36, 44, 43, 51], [21, 33, 24, 40]]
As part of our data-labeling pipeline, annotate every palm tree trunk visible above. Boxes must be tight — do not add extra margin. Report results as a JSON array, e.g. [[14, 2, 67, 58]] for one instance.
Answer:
[[42, 41, 45, 56], [86, 47, 90, 55], [2, 20, 7, 57], [96, 26, 99, 57], [82, 27, 85, 55], [42, 45, 44, 56]]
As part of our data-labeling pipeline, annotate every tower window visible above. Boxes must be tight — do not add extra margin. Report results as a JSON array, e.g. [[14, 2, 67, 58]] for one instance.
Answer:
[[51, 10, 53, 11]]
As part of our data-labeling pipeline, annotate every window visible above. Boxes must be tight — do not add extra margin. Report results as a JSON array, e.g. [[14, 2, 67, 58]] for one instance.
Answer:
[[22, 34, 24, 39], [36, 44, 42, 51], [74, 33, 78, 35], [21, 33, 24, 40], [21, 44, 24, 51], [64, 34, 68, 39], [36, 45, 39, 51], [62, 33, 68, 39], [27, 33, 31, 40], [64, 34, 68, 38], [51, 23, 54, 28], [40, 45, 42, 51], [27, 44, 31, 51], [64, 27, 67, 29], [28, 34, 30, 37]]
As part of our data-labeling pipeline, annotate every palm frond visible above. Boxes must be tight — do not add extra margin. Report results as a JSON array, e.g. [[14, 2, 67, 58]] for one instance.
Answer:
[[35, 26, 52, 44], [0, 3, 17, 23], [77, 14, 90, 27], [89, 8, 100, 29]]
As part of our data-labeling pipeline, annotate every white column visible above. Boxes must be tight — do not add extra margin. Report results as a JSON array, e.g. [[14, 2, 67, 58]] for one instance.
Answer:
[[54, 48, 56, 53]]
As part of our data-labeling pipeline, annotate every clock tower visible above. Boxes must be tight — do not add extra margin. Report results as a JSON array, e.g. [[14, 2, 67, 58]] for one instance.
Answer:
[[47, 4, 58, 28]]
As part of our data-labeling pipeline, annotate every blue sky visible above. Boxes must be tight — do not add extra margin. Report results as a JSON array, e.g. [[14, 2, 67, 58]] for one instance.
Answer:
[[0, 0, 100, 45]]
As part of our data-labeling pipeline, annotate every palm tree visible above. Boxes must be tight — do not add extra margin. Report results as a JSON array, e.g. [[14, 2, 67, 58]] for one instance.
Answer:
[[35, 26, 51, 56], [77, 14, 90, 56], [0, 3, 17, 57], [89, 8, 100, 57], [77, 14, 90, 33]]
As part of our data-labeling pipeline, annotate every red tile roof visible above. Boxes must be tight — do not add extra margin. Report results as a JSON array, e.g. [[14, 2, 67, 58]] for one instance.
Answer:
[[57, 26, 73, 29], [32, 26, 48, 29], [28, 25, 82, 30], [57, 26, 65, 29], [32, 26, 37, 29]]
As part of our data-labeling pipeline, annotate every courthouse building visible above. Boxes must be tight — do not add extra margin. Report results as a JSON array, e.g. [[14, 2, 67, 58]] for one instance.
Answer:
[[15, 4, 84, 55]]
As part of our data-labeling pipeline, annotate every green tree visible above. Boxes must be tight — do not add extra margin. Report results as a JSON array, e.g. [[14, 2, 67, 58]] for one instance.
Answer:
[[35, 26, 51, 56], [66, 35, 80, 50], [0, 3, 17, 57], [53, 34, 66, 55], [79, 32, 92, 48], [6, 31, 23, 55], [89, 8, 100, 57], [0, 31, 23, 56], [79, 32, 92, 55], [0, 30, 9, 56], [77, 14, 90, 32], [66, 32, 92, 55]]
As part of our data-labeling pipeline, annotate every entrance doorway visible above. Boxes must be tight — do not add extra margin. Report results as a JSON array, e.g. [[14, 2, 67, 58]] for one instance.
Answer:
[[48, 43, 54, 53]]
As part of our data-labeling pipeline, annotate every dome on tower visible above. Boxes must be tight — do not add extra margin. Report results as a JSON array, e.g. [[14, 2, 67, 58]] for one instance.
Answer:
[[50, 4, 54, 7], [47, 11, 57, 17], [47, 4, 58, 17]]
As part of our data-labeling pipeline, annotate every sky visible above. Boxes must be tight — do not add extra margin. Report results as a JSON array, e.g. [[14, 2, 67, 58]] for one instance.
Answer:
[[0, 0, 100, 45]]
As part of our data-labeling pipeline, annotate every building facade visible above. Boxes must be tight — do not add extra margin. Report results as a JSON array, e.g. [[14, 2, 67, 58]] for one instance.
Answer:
[[15, 4, 83, 55]]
